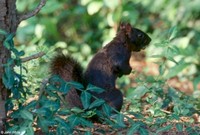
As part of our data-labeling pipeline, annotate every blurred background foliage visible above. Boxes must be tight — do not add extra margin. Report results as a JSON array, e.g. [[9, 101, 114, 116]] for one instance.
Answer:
[[15, 0, 200, 94]]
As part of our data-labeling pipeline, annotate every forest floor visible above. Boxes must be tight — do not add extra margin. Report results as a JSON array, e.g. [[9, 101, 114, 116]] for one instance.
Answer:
[[74, 52, 200, 135], [130, 51, 200, 94], [35, 52, 200, 134]]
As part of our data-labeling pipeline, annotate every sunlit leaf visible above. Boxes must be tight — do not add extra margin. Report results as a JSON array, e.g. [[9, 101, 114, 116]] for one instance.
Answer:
[[168, 26, 178, 41], [165, 62, 189, 79], [154, 40, 170, 47], [166, 56, 178, 64], [87, 1, 102, 15], [71, 107, 84, 113], [127, 86, 148, 99]]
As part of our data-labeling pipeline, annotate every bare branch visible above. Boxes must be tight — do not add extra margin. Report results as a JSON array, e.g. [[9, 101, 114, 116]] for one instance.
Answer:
[[36, 77, 49, 108], [21, 52, 45, 63], [19, 0, 46, 22]]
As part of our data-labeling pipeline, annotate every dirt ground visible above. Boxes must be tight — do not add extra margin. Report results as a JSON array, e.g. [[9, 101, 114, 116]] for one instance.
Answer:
[[130, 51, 200, 94]]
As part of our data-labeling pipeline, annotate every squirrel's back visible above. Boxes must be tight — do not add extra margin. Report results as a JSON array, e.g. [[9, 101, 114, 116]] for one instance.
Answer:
[[50, 55, 84, 108]]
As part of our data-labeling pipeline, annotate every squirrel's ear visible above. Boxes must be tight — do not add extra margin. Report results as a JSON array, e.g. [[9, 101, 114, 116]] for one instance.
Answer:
[[125, 23, 132, 35], [119, 22, 126, 30]]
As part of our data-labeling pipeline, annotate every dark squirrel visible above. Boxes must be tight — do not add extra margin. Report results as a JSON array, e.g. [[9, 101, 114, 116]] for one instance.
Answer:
[[50, 23, 151, 111]]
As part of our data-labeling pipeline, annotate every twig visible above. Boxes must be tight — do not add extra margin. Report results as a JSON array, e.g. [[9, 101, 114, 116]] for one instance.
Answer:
[[21, 52, 45, 63], [19, 0, 47, 22], [36, 77, 49, 108], [160, 109, 171, 114]]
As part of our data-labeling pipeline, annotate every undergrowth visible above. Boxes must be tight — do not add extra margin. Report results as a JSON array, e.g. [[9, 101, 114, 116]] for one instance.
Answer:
[[1, 27, 200, 135]]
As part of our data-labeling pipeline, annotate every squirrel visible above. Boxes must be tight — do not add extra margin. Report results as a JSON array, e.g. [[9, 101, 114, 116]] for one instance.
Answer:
[[50, 22, 151, 112]]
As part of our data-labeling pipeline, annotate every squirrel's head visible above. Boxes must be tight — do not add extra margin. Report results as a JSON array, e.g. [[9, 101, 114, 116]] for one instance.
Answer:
[[119, 22, 151, 52]]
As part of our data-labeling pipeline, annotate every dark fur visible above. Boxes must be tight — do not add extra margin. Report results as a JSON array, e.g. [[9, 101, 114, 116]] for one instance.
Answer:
[[51, 23, 151, 111], [51, 55, 85, 108], [84, 23, 151, 111]]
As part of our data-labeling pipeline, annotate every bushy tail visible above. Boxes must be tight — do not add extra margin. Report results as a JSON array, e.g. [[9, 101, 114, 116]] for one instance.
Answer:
[[50, 55, 84, 108], [50, 55, 84, 82]]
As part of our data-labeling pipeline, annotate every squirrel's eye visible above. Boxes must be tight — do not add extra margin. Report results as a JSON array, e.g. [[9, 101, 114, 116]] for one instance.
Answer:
[[138, 34, 143, 38]]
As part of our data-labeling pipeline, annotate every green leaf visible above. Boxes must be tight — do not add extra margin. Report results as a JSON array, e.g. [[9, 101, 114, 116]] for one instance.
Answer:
[[193, 75, 200, 90], [84, 131, 92, 135], [154, 40, 170, 47], [49, 75, 64, 84], [18, 50, 25, 57], [3, 66, 15, 89], [3, 41, 11, 49], [71, 107, 84, 113], [155, 118, 167, 124], [81, 92, 91, 109], [18, 121, 33, 135], [25, 101, 37, 110], [127, 86, 148, 99], [170, 113, 180, 120], [102, 104, 112, 116], [20, 110, 33, 121], [168, 46, 180, 55], [41, 1, 63, 14], [156, 124, 172, 133], [60, 82, 70, 94], [25, 126, 34, 135], [37, 117, 51, 132], [176, 123, 183, 132], [68, 115, 79, 128], [127, 123, 140, 135], [54, 116, 71, 129], [168, 26, 178, 41], [159, 64, 165, 75], [116, 114, 126, 127], [165, 62, 189, 79], [139, 127, 149, 135], [57, 108, 71, 115], [4, 33, 14, 49], [129, 112, 144, 119], [33, 108, 47, 116], [43, 100, 60, 111], [67, 81, 84, 89], [46, 84, 58, 91], [87, 1, 103, 15], [0, 29, 7, 35], [86, 84, 105, 93], [166, 56, 178, 64], [12, 87, 21, 99], [79, 117, 93, 127], [89, 99, 105, 109]]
